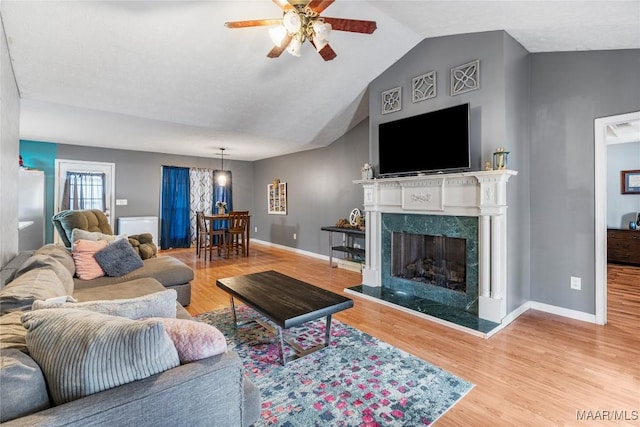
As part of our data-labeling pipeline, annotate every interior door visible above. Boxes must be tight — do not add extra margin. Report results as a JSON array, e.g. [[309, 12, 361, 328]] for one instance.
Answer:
[[54, 159, 115, 244]]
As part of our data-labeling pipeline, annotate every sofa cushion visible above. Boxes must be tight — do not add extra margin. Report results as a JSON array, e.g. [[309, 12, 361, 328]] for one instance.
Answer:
[[0, 349, 50, 422], [150, 317, 227, 363], [0, 268, 68, 315], [0, 251, 36, 289], [72, 239, 108, 280], [73, 255, 194, 289], [14, 254, 74, 295], [21, 308, 180, 405], [0, 311, 28, 353], [52, 209, 113, 248], [32, 289, 177, 319], [35, 244, 76, 276], [94, 238, 144, 277]]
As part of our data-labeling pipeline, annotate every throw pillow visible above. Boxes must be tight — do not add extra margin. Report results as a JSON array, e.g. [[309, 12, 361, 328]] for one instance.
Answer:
[[72, 239, 108, 280], [71, 228, 119, 246], [13, 254, 74, 295], [21, 308, 180, 405], [0, 268, 68, 315], [149, 317, 227, 363], [93, 238, 143, 277], [32, 289, 177, 319], [0, 349, 50, 422]]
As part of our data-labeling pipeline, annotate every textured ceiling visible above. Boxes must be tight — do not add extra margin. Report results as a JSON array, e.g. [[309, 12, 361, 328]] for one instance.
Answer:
[[2, 1, 639, 161]]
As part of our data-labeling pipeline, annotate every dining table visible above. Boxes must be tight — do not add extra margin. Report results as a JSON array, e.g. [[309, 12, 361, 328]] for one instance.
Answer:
[[203, 213, 251, 257]]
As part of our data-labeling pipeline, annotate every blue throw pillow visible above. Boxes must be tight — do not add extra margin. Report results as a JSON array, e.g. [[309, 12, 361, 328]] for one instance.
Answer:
[[93, 238, 143, 277]]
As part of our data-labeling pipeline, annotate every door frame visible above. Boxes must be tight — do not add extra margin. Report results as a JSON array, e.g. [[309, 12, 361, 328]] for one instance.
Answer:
[[594, 110, 640, 325], [54, 159, 116, 244]]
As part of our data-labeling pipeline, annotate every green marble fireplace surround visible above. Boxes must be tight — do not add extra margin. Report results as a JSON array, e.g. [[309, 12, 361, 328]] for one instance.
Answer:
[[381, 213, 479, 314]]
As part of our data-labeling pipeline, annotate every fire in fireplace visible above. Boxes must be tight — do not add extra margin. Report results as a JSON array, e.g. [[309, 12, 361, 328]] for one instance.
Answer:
[[391, 232, 467, 292]]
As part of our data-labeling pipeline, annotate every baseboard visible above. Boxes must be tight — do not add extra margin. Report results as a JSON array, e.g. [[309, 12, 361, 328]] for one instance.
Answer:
[[528, 301, 597, 323], [251, 239, 597, 324], [250, 239, 362, 272]]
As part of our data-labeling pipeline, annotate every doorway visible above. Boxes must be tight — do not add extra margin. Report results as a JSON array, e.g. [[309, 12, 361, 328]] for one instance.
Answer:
[[54, 159, 115, 245], [594, 110, 640, 325]]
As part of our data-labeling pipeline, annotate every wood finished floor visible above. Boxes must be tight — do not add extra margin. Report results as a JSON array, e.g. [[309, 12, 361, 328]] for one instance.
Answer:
[[164, 244, 640, 427]]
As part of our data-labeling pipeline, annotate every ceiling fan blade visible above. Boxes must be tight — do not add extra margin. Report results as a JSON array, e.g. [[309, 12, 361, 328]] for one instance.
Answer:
[[267, 34, 293, 58], [307, 0, 335, 13], [273, 0, 294, 11], [225, 19, 282, 29], [317, 43, 337, 61], [322, 17, 377, 34]]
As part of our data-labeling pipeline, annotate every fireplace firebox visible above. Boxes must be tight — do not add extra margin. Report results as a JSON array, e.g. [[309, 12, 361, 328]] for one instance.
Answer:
[[392, 232, 467, 293]]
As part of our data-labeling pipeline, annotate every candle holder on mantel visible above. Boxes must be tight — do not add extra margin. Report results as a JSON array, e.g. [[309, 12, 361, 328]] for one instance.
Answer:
[[493, 148, 510, 170]]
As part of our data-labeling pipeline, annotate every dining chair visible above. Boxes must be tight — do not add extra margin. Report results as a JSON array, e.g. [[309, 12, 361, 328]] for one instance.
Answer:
[[197, 211, 226, 260], [225, 211, 249, 257]]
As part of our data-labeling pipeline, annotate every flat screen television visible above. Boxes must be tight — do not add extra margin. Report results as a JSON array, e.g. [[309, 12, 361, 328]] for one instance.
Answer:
[[378, 103, 471, 176]]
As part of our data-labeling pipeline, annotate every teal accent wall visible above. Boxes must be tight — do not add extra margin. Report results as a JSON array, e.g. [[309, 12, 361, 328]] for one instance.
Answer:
[[19, 140, 58, 243]]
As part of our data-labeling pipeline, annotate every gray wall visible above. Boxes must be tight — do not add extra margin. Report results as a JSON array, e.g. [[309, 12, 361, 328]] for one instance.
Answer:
[[368, 30, 532, 312], [607, 141, 640, 228], [252, 119, 369, 255], [0, 15, 20, 266], [54, 144, 254, 238], [529, 50, 640, 313]]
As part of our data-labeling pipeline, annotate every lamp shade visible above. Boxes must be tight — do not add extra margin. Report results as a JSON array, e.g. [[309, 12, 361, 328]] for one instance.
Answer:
[[269, 26, 287, 47], [283, 10, 301, 33], [286, 38, 302, 56]]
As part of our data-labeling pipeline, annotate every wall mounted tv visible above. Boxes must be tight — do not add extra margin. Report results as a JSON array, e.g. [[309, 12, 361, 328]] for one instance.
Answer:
[[378, 103, 471, 176]]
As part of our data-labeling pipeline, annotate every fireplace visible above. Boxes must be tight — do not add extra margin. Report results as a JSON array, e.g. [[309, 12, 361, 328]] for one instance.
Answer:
[[351, 170, 517, 324], [382, 213, 478, 314], [392, 233, 467, 292]]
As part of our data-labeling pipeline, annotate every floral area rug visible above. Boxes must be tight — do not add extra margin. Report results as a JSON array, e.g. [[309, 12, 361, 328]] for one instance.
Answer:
[[195, 306, 473, 426]]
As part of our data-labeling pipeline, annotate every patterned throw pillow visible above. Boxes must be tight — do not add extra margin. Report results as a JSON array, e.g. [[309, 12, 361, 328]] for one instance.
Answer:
[[149, 317, 227, 363], [21, 308, 180, 405], [93, 238, 143, 277], [72, 239, 108, 280]]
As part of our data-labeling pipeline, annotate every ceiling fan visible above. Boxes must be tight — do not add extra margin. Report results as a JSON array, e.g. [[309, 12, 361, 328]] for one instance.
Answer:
[[224, 0, 377, 61]]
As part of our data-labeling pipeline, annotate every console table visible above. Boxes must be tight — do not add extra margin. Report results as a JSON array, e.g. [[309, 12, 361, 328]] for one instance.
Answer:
[[607, 228, 640, 265], [321, 226, 365, 267]]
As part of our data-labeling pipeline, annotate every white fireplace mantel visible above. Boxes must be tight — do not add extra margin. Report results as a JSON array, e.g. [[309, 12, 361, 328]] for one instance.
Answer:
[[354, 170, 517, 323]]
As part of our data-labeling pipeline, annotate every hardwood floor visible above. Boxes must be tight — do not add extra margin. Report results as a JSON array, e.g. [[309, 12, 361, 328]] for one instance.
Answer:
[[165, 244, 640, 426]]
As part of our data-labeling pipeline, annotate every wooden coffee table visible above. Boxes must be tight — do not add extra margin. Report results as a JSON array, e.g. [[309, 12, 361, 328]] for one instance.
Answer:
[[216, 270, 354, 364]]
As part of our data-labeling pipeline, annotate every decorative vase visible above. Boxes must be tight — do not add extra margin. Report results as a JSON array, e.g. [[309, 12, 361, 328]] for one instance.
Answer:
[[218, 207, 225, 215]]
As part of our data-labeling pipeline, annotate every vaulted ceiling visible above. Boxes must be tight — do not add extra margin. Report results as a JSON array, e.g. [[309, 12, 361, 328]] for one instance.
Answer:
[[2, 1, 639, 161]]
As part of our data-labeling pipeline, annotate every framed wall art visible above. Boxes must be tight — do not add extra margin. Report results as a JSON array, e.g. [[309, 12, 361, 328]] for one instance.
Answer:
[[268, 180, 287, 214], [621, 169, 640, 194]]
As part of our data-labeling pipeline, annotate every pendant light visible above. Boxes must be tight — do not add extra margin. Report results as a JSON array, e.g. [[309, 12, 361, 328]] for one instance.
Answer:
[[217, 148, 227, 186]]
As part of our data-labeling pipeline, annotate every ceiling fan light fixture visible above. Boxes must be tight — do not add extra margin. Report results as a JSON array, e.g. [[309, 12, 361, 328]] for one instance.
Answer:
[[312, 20, 331, 41], [286, 37, 302, 56], [269, 25, 288, 47], [283, 10, 302, 33]]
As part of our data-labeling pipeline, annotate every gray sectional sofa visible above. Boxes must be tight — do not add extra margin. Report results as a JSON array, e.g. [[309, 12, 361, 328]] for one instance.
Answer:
[[0, 244, 260, 426]]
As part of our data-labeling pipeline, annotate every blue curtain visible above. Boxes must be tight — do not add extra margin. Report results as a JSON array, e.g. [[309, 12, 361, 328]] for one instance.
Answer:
[[213, 170, 232, 229], [160, 166, 191, 249]]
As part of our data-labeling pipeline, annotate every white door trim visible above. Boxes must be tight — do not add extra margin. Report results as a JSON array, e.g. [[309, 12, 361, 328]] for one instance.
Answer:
[[54, 159, 116, 244], [594, 110, 640, 325]]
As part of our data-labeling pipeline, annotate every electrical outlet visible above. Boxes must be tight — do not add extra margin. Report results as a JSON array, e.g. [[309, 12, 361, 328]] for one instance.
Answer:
[[116, 199, 128, 206], [254, 226, 257, 233], [570, 276, 581, 290], [293, 233, 297, 240]]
